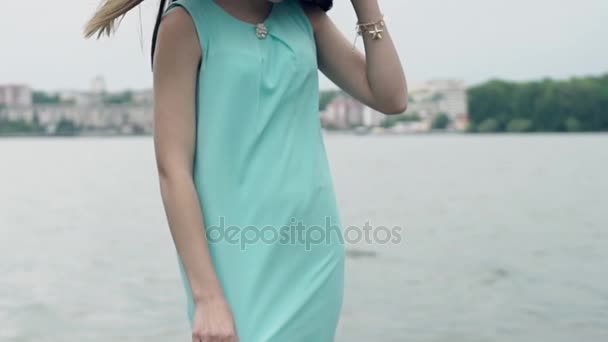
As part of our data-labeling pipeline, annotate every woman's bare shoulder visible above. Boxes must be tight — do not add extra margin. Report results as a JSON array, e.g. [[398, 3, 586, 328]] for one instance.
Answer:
[[156, 7, 201, 58], [160, 7, 198, 44]]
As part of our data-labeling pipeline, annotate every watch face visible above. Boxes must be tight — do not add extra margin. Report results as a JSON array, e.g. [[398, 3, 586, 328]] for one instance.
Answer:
[[300, 0, 333, 11]]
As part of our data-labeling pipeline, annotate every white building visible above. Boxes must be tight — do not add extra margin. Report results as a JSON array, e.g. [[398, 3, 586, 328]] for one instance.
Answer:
[[132, 89, 154, 105], [321, 93, 385, 129], [0, 85, 33, 107], [407, 79, 468, 120], [320, 79, 469, 132], [2, 103, 154, 135], [59, 90, 104, 106], [91, 76, 107, 95]]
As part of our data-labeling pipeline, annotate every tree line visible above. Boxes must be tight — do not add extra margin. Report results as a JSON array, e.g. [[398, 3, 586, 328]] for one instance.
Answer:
[[467, 74, 608, 132], [320, 73, 608, 132]]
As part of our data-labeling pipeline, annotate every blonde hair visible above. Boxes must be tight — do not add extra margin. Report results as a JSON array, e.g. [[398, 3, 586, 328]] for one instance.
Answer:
[[84, 0, 145, 38]]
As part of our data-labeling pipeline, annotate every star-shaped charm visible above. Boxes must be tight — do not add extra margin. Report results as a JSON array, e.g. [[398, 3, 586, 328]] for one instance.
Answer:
[[368, 25, 384, 40]]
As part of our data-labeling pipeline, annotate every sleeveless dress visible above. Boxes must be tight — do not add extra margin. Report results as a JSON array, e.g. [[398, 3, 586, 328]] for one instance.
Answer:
[[165, 0, 345, 340]]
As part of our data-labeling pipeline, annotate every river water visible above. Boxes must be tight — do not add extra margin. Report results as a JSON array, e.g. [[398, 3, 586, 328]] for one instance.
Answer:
[[1, 134, 607, 341]]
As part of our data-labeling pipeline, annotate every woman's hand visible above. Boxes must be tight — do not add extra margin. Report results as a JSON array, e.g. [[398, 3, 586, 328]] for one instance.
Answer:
[[192, 297, 238, 342]]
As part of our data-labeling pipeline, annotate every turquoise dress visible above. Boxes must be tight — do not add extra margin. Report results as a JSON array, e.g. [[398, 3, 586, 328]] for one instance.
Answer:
[[165, 0, 345, 341]]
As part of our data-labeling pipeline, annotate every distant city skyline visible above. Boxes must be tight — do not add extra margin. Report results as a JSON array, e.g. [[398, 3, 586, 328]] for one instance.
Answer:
[[0, 79, 469, 135], [1, 0, 607, 91]]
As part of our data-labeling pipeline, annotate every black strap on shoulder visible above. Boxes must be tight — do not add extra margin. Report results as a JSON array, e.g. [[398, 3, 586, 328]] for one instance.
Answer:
[[151, 0, 172, 69]]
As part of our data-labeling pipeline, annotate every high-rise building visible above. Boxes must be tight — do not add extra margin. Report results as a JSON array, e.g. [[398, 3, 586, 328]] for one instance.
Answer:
[[91, 76, 106, 95], [0, 84, 33, 107]]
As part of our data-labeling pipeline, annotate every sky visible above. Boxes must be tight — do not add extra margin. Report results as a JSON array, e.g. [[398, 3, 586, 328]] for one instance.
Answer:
[[1, 0, 606, 91]]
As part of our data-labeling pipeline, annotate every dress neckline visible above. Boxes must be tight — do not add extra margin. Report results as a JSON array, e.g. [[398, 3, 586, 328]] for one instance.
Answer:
[[209, 0, 278, 27]]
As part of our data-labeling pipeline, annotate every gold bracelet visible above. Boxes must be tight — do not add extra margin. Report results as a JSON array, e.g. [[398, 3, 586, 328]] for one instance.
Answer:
[[352, 14, 386, 49], [356, 14, 385, 29]]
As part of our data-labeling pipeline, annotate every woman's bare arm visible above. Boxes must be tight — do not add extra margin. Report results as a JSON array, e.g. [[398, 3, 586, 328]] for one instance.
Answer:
[[153, 8, 239, 341], [303, 0, 408, 115], [153, 7, 224, 305]]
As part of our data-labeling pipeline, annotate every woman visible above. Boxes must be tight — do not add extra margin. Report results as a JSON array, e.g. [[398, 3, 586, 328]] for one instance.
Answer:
[[85, 0, 406, 341]]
